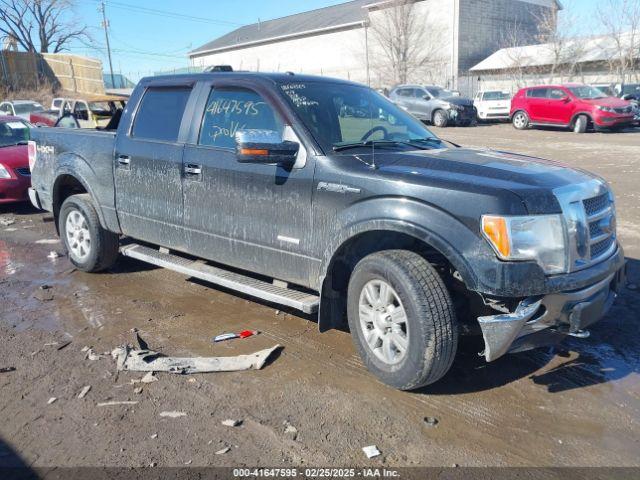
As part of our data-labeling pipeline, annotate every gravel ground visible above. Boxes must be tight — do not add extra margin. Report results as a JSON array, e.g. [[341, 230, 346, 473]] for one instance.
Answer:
[[0, 123, 639, 471]]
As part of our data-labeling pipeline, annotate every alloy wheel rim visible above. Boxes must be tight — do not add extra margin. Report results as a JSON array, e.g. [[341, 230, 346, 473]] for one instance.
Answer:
[[65, 209, 91, 262], [358, 279, 409, 365], [515, 113, 526, 128]]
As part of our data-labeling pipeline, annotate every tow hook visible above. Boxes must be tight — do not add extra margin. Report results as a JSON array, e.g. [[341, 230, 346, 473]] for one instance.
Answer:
[[568, 330, 590, 339]]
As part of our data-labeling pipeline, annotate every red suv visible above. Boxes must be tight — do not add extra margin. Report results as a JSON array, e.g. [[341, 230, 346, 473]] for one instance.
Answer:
[[510, 83, 636, 133]]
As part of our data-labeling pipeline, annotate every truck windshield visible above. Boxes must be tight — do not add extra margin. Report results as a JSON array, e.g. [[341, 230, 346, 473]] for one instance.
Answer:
[[13, 103, 44, 115], [0, 120, 30, 147], [279, 82, 440, 153]]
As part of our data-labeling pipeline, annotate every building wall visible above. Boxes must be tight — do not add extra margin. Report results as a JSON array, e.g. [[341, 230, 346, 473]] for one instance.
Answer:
[[457, 0, 554, 73], [466, 63, 640, 96], [191, 26, 370, 84]]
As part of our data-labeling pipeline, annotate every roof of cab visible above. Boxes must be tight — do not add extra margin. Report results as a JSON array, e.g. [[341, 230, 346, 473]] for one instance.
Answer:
[[139, 71, 364, 88]]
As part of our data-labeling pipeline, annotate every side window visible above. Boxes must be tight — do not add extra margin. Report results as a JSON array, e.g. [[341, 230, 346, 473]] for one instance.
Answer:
[[199, 87, 283, 149], [396, 89, 410, 97], [548, 88, 566, 100], [416, 89, 428, 99], [74, 102, 89, 121], [132, 87, 192, 142], [0, 104, 8, 114], [528, 88, 549, 98]]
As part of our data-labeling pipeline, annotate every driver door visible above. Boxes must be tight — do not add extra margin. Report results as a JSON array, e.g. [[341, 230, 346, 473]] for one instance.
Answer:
[[180, 81, 316, 286]]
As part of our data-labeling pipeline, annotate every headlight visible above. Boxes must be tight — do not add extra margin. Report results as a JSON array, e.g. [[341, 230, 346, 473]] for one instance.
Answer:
[[482, 215, 567, 274], [597, 105, 615, 113], [0, 164, 11, 179]]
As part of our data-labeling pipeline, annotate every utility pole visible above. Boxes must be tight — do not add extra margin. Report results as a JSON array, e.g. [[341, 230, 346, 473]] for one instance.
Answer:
[[99, 1, 115, 88]]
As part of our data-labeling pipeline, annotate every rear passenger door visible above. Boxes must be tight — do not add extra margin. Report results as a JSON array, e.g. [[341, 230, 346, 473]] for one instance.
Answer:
[[180, 81, 315, 287], [526, 88, 549, 122], [114, 84, 193, 249]]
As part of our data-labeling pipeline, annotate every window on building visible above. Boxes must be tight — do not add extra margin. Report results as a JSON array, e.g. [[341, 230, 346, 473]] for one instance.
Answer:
[[199, 87, 284, 149], [132, 87, 192, 142]]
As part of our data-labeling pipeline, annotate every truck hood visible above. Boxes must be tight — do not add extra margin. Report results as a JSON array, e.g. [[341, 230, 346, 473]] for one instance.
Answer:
[[0, 144, 28, 169], [441, 96, 474, 107], [369, 147, 599, 214]]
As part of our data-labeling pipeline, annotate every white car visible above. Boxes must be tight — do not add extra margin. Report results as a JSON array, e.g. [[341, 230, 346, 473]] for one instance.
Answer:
[[474, 90, 511, 121], [0, 100, 45, 120]]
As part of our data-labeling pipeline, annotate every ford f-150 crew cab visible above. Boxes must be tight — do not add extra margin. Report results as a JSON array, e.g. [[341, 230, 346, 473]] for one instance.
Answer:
[[28, 72, 627, 390]]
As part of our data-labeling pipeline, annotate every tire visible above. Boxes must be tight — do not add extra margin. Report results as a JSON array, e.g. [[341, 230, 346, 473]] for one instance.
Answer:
[[347, 250, 458, 390], [59, 193, 119, 272], [512, 111, 529, 130], [433, 109, 448, 128], [573, 115, 588, 133]]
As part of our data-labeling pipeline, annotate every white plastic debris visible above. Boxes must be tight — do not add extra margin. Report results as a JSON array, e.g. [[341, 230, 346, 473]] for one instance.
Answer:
[[362, 445, 381, 459], [47, 397, 57, 405], [111, 344, 281, 374], [215, 447, 231, 455], [0, 218, 15, 227], [35, 239, 60, 245], [221, 419, 242, 427], [48, 251, 61, 259], [97, 401, 138, 407], [141, 372, 157, 383], [86, 349, 102, 361], [78, 386, 91, 399], [159, 411, 187, 418]]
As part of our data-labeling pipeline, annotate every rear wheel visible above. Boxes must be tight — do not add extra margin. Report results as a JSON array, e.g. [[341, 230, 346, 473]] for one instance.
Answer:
[[512, 111, 529, 130], [59, 194, 119, 272], [433, 109, 449, 128], [573, 115, 588, 133], [347, 250, 458, 390]]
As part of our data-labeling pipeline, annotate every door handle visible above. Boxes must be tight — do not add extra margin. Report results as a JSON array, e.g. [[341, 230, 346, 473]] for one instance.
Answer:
[[184, 164, 202, 175], [117, 155, 131, 166]]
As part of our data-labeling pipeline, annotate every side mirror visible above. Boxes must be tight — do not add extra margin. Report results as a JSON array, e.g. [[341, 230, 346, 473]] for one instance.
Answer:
[[622, 94, 634, 101], [562, 96, 572, 103], [235, 129, 299, 166]]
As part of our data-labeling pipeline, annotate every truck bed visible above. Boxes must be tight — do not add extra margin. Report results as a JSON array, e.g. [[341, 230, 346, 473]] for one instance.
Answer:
[[30, 127, 117, 227]]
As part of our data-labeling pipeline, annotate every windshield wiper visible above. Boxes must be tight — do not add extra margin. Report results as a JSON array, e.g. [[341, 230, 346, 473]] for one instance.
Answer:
[[333, 139, 435, 152]]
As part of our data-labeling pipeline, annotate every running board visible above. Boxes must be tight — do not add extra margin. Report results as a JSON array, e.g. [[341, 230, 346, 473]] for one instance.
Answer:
[[120, 244, 319, 314]]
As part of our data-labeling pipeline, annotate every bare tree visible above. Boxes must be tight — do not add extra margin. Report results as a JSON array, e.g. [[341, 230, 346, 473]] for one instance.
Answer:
[[534, 4, 585, 83], [597, 0, 640, 84], [368, 0, 448, 86], [0, 0, 90, 53], [499, 20, 534, 88]]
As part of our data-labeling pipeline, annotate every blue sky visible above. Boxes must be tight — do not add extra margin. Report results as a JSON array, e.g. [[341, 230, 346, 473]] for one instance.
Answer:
[[69, 0, 603, 82]]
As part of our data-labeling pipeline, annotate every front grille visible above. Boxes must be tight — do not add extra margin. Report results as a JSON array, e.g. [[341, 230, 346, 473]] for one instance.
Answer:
[[614, 106, 632, 114], [583, 193, 616, 261], [15, 167, 30, 177], [583, 193, 608, 216]]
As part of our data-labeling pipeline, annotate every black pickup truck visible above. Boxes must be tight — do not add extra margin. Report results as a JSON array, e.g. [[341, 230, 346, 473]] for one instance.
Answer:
[[28, 72, 626, 390]]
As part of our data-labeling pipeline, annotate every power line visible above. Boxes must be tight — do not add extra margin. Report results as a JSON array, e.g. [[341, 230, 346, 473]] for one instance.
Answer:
[[89, 0, 243, 27]]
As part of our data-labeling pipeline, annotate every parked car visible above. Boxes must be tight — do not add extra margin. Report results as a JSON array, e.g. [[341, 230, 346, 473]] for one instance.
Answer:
[[474, 90, 511, 121], [30, 95, 127, 128], [0, 100, 45, 121], [0, 116, 31, 204], [389, 85, 476, 127], [511, 84, 636, 133], [28, 72, 626, 390]]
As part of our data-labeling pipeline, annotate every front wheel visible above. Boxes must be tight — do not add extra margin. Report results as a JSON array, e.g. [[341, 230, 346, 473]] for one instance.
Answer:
[[59, 194, 120, 272], [347, 250, 458, 390], [573, 115, 589, 134], [433, 109, 449, 128]]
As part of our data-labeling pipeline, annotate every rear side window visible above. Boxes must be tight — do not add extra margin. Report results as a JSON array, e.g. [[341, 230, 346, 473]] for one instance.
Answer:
[[527, 88, 549, 98], [132, 87, 192, 142], [199, 87, 283, 149]]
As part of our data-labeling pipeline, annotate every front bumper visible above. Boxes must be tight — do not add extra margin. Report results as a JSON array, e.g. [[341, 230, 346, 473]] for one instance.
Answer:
[[478, 255, 627, 362], [0, 177, 30, 204]]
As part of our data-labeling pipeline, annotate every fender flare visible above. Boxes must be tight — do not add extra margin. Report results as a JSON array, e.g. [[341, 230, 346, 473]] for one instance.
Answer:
[[570, 111, 593, 127], [316, 214, 487, 333], [52, 154, 109, 230]]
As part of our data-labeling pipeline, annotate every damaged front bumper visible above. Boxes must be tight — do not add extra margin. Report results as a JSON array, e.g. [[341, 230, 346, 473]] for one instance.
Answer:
[[478, 256, 627, 362]]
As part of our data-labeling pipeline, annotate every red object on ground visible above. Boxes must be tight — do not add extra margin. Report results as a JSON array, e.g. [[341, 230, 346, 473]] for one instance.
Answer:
[[238, 330, 258, 339]]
